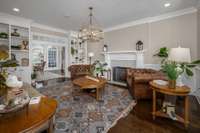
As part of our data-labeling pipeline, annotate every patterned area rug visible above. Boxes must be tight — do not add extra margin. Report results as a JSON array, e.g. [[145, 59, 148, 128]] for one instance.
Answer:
[[39, 81, 136, 133]]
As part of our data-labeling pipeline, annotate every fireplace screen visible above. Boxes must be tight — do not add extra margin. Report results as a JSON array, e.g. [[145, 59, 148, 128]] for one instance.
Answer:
[[112, 67, 127, 83]]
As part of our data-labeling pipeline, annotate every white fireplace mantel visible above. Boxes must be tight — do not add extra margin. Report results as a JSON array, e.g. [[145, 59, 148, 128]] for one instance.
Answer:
[[102, 50, 146, 68]]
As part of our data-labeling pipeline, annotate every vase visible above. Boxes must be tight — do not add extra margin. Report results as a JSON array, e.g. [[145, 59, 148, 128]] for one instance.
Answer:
[[168, 80, 176, 89]]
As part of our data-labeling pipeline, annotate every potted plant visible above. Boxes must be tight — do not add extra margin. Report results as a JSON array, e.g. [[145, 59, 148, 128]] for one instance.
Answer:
[[162, 62, 179, 88], [92, 60, 108, 77], [155, 47, 200, 88]]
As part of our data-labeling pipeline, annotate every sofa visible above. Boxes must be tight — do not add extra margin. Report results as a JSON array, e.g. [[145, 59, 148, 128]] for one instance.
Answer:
[[127, 68, 166, 100], [68, 64, 94, 80]]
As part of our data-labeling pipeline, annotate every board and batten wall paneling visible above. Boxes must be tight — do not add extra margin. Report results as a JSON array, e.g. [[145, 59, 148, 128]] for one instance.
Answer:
[[98, 12, 198, 64], [105, 24, 149, 63], [198, 9, 200, 59], [87, 40, 105, 62], [149, 12, 198, 64]]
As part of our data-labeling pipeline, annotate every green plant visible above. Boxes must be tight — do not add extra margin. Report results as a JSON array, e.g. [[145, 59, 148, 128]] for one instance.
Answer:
[[179, 60, 200, 76], [154, 47, 169, 64], [154, 47, 200, 77], [162, 62, 178, 80], [31, 73, 37, 80], [0, 32, 8, 39], [92, 60, 108, 76]]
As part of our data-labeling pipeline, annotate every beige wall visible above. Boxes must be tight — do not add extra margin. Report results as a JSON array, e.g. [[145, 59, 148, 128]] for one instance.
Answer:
[[198, 9, 200, 58], [89, 12, 198, 64], [149, 12, 197, 63]]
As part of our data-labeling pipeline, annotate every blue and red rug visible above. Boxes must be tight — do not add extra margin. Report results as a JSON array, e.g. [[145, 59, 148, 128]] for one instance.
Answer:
[[39, 81, 136, 133]]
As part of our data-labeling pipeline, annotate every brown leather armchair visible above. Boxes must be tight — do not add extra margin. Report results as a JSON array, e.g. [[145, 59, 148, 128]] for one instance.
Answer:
[[127, 68, 166, 100], [68, 64, 94, 80]]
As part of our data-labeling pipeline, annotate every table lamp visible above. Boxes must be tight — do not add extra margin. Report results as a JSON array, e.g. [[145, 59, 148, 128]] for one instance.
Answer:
[[168, 46, 191, 86], [88, 52, 94, 64]]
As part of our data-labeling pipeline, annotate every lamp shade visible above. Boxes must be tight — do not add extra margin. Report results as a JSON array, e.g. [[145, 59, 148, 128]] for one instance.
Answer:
[[168, 47, 191, 63], [88, 52, 94, 57]]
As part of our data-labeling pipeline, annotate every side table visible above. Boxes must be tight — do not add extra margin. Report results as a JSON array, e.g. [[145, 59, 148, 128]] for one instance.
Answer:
[[149, 81, 191, 128]]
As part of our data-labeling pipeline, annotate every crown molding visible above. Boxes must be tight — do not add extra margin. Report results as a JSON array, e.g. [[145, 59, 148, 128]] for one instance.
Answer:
[[31, 23, 68, 34], [197, 1, 200, 9], [104, 7, 198, 32], [0, 12, 33, 27]]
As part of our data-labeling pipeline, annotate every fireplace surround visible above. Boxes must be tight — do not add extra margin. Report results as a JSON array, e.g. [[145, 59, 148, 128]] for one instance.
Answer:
[[102, 50, 146, 86]]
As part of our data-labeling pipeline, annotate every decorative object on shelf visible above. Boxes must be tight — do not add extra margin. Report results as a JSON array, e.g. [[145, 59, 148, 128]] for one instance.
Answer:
[[11, 53, 16, 60], [21, 40, 29, 50], [71, 47, 77, 56], [11, 45, 21, 50], [75, 57, 79, 62], [103, 44, 108, 52], [78, 7, 104, 42], [11, 29, 20, 37], [0, 32, 8, 39], [136, 40, 143, 51], [21, 58, 29, 66], [88, 52, 94, 64], [31, 69, 37, 87], [0, 45, 9, 61]]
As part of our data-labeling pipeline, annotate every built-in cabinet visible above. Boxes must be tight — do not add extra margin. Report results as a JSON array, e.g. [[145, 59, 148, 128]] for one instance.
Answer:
[[0, 14, 32, 83], [0, 23, 9, 61], [69, 32, 87, 65]]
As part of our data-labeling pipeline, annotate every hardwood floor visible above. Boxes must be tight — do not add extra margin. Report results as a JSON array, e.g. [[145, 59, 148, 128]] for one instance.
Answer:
[[109, 96, 200, 133]]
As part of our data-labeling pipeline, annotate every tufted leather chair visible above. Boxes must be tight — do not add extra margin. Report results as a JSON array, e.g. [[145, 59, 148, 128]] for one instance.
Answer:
[[68, 64, 94, 80], [127, 68, 166, 100]]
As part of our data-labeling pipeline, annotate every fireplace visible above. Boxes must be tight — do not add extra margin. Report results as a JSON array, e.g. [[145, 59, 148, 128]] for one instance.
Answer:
[[112, 67, 127, 83], [102, 50, 146, 86]]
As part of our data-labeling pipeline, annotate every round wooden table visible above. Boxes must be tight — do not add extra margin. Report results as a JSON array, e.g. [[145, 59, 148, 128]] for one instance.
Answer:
[[149, 81, 190, 128], [0, 97, 57, 133]]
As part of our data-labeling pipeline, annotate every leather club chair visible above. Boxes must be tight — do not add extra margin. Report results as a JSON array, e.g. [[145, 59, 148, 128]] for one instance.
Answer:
[[127, 68, 166, 100]]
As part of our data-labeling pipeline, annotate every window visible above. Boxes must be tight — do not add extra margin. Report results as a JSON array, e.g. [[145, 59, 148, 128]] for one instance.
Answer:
[[48, 47, 57, 68]]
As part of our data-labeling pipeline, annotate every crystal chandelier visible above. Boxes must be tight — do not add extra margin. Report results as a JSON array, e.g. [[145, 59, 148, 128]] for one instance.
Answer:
[[79, 7, 104, 42]]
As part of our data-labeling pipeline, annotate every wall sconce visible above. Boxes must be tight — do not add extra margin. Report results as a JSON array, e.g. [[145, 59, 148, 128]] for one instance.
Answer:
[[136, 41, 143, 51]]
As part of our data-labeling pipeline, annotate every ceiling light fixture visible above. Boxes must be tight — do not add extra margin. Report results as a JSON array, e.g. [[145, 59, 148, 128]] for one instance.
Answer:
[[13, 8, 20, 12], [164, 3, 171, 7], [78, 7, 104, 42]]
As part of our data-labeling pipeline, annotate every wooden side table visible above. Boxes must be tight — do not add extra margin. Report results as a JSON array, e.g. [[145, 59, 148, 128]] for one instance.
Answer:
[[149, 81, 191, 128], [0, 97, 57, 133]]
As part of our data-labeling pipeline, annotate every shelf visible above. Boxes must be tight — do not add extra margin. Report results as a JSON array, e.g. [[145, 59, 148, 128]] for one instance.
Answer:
[[11, 49, 29, 53], [11, 36, 29, 40], [0, 38, 9, 41], [152, 110, 186, 124]]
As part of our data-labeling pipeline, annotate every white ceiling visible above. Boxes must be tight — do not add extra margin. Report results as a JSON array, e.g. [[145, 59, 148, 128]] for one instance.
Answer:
[[0, 0, 199, 31]]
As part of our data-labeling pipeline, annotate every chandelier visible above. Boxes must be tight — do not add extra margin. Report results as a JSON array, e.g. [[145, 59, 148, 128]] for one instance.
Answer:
[[79, 7, 104, 42]]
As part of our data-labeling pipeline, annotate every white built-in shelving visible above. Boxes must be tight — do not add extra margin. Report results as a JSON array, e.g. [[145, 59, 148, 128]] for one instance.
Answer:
[[69, 32, 87, 65]]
